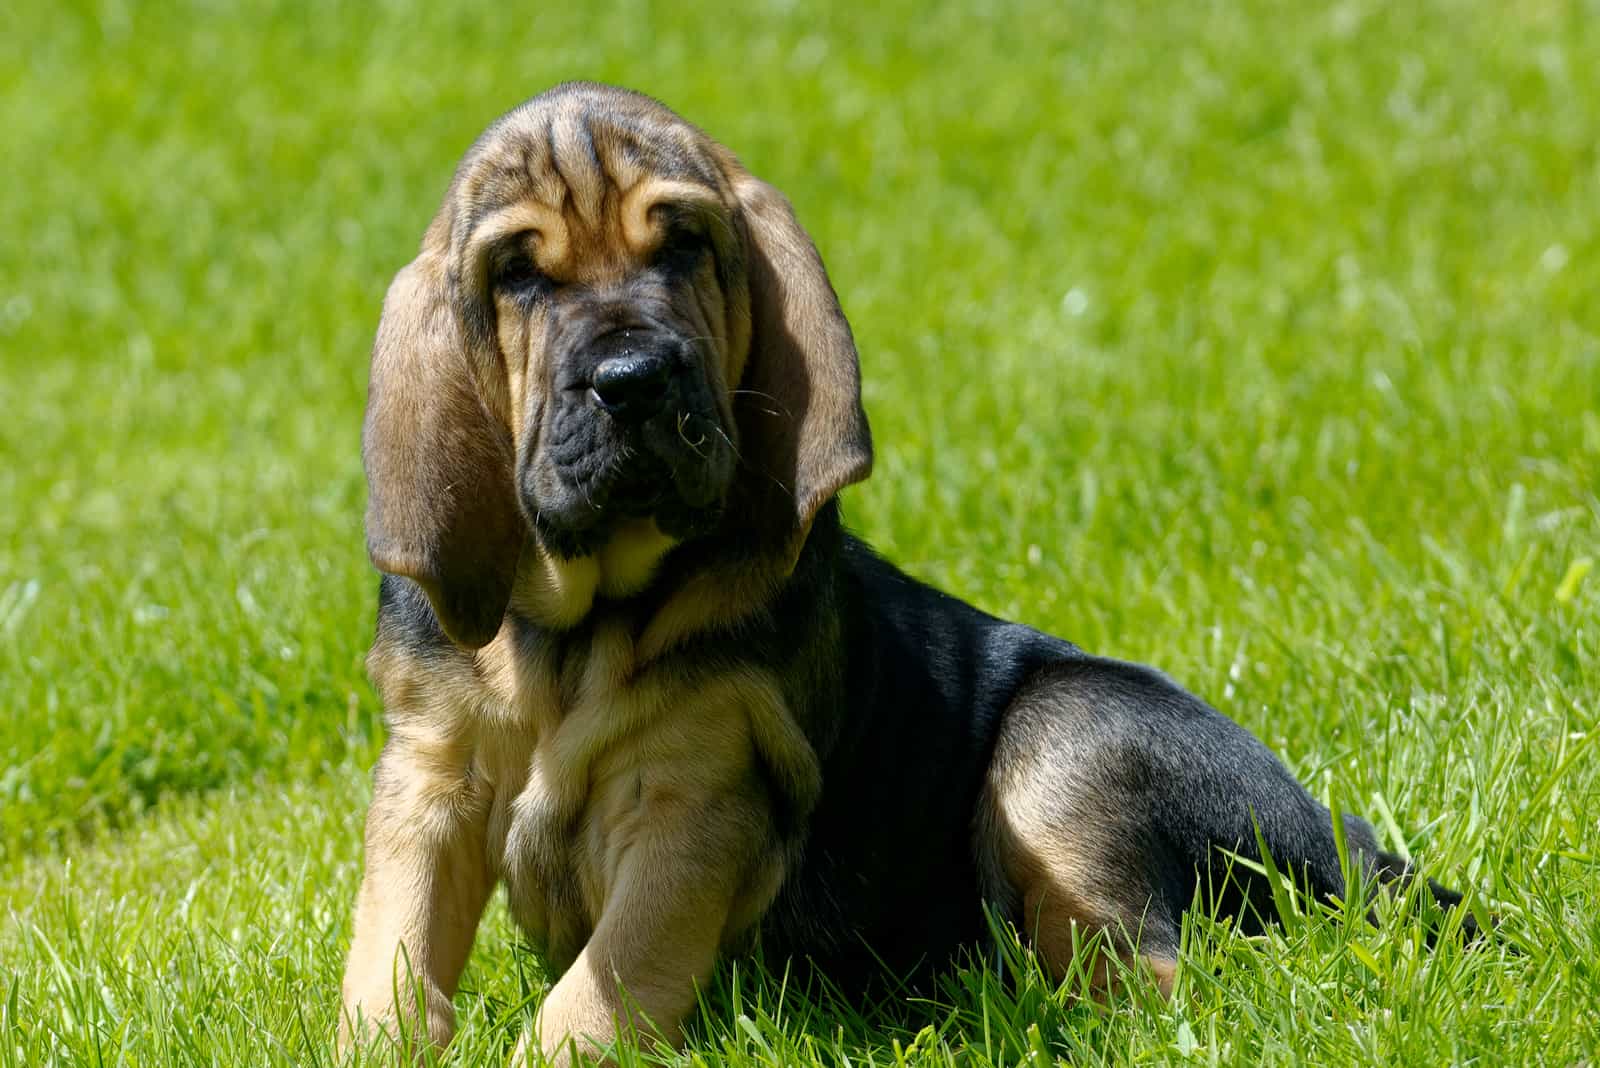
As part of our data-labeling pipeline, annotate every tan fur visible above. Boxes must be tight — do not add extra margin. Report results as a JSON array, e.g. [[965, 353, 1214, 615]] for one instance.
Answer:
[[618, 179, 725, 255], [982, 751, 1178, 998], [595, 519, 679, 599], [340, 644, 494, 1048], [343, 601, 796, 1061], [344, 85, 871, 1062]]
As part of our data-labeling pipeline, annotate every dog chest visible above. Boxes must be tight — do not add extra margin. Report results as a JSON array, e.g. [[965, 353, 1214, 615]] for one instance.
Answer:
[[476, 618, 812, 972]]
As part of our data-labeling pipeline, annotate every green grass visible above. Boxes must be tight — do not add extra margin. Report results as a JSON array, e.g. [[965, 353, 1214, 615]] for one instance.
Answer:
[[3, 0, 1597, 1063]]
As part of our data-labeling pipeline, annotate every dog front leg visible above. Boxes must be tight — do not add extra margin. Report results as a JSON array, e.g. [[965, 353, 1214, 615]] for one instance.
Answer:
[[340, 739, 493, 1053], [514, 792, 766, 1066]]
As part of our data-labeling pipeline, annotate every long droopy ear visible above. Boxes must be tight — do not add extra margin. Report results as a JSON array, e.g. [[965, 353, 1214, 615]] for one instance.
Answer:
[[362, 229, 524, 649], [731, 176, 873, 548]]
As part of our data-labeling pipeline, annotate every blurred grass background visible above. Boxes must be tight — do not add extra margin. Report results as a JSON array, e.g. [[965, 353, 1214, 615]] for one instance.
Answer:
[[1, 0, 1597, 1064]]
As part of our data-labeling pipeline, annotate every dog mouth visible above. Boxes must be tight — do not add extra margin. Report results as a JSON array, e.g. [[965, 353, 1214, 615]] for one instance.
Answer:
[[523, 403, 734, 558], [518, 326, 740, 558]]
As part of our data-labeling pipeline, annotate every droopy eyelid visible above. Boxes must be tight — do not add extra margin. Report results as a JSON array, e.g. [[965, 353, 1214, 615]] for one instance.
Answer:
[[650, 201, 740, 263], [467, 202, 569, 273], [647, 200, 707, 235], [488, 232, 554, 291]]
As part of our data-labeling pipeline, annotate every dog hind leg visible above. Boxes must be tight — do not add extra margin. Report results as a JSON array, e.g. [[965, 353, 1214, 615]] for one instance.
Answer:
[[979, 654, 1469, 990]]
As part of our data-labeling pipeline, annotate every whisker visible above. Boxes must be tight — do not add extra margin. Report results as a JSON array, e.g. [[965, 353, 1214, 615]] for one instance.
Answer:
[[730, 388, 788, 405], [712, 424, 791, 496], [708, 422, 739, 461], [676, 410, 710, 457]]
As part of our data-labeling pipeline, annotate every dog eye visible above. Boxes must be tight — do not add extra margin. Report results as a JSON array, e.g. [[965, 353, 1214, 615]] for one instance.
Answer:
[[654, 221, 710, 272], [492, 250, 552, 295]]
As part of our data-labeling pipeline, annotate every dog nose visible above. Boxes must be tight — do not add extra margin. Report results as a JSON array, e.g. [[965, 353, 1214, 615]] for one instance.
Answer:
[[591, 352, 670, 422]]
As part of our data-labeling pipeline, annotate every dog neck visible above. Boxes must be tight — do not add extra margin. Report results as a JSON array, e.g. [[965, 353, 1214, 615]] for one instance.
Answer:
[[501, 498, 845, 665], [507, 519, 680, 629]]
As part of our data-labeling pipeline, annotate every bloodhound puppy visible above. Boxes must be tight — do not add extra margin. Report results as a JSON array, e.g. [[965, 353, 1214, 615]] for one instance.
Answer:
[[340, 82, 1472, 1063]]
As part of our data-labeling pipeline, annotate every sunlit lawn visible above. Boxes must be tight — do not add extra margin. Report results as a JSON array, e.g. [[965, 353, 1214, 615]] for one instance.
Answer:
[[2, 1, 1597, 1063]]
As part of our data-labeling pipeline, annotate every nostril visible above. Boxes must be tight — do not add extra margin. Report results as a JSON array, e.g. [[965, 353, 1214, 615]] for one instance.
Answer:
[[592, 353, 670, 418]]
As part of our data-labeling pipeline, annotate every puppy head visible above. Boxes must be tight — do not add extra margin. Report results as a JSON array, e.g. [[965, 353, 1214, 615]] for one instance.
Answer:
[[363, 83, 872, 647]]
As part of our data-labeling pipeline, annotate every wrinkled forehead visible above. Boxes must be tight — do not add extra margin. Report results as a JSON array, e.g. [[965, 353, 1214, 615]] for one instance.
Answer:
[[448, 86, 734, 274]]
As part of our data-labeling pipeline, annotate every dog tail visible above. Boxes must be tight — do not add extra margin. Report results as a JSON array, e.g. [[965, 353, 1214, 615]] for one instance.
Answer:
[[987, 655, 1485, 979], [1176, 738, 1481, 944]]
